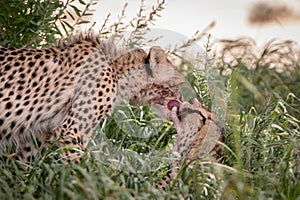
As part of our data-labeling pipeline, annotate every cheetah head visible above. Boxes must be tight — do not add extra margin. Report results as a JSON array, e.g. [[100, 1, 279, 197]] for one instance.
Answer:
[[114, 46, 185, 118]]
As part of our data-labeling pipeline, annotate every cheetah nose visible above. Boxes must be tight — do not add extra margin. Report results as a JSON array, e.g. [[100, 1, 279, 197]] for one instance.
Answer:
[[167, 99, 182, 111]]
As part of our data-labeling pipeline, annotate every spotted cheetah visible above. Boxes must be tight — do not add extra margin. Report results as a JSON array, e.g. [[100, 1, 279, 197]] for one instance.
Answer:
[[156, 98, 224, 190], [169, 98, 223, 160], [0, 32, 184, 162]]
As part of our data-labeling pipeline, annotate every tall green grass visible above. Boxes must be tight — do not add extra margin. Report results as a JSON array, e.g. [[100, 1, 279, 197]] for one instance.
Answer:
[[0, 0, 299, 199], [0, 39, 299, 199]]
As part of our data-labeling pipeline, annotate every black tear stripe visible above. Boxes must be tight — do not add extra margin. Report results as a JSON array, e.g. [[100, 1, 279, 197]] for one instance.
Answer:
[[181, 108, 207, 124], [145, 64, 153, 77], [144, 54, 154, 77]]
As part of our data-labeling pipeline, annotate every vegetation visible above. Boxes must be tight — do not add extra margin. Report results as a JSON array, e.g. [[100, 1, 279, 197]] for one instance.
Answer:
[[0, 0, 299, 199]]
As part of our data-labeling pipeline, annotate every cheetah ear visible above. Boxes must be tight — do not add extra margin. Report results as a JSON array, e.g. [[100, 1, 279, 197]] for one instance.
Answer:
[[147, 46, 170, 65], [113, 48, 147, 76], [114, 48, 147, 66]]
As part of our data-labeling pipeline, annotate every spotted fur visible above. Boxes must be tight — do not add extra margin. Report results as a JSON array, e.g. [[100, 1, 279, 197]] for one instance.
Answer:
[[156, 98, 224, 190], [0, 33, 184, 162]]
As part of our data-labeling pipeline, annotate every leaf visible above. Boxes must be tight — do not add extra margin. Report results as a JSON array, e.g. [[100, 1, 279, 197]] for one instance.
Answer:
[[78, 0, 86, 5], [64, 21, 74, 30], [60, 21, 69, 35], [84, 13, 94, 16], [78, 20, 90, 25], [70, 5, 81, 17], [66, 10, 75, 21]]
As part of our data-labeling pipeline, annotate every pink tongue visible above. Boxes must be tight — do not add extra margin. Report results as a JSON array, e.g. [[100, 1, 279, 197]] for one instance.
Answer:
[[167, 99, 182, 111]]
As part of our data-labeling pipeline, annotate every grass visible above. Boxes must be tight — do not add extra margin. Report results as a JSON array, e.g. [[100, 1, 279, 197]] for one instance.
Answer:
[[0, 1, 300, 199], [0, 39, 299, 199]]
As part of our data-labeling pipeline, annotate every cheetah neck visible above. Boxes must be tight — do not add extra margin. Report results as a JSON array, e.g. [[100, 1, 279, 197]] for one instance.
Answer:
[[115, 66, 151, 105]]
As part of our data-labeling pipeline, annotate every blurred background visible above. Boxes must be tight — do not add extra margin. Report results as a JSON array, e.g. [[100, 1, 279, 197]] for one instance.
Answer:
[[93, 0, 300, 46]]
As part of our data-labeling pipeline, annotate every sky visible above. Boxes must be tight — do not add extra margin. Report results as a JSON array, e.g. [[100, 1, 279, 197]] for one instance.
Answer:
[[90, 0, 300, 48]]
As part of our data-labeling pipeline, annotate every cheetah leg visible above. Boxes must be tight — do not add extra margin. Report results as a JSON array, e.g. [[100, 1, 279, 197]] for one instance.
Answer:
[[9, 132, 53, 163], [54, 116, 90, 163]]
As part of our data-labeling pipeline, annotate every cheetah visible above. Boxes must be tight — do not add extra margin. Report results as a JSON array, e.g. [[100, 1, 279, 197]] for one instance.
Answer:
[[0, 32, 185, 162], [169, 98, 223, 160], [156, 98, 224, 190]]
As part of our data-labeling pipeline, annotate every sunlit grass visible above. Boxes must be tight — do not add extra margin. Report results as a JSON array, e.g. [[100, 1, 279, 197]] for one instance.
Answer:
[[0, 0, 299, 199], [1, 39, 299, 199]]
